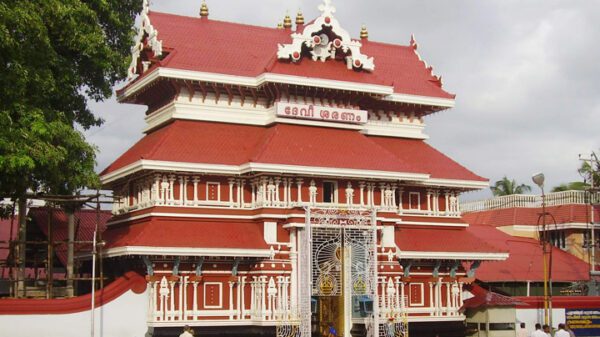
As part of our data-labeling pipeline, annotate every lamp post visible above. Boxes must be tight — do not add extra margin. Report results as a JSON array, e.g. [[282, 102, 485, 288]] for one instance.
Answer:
[[532, 172, 552, 328]]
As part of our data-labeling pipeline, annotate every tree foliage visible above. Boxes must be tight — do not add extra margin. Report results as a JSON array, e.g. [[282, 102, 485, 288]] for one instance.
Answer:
[[551, 181, 589, 192], [490, 176, 532, 196], [0, 0, 141, 200]]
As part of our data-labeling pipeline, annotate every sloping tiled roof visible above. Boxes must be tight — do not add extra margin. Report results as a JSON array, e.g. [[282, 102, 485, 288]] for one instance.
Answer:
[[463, 284, 525, 309], [103, 218, 269, 251], [28, 208, 112, 267], [466, 223, 590, 282], [395, 226, 506, 255], [101, 120, 486, 183], [462, 204, 600, 227], [137, 12, 453, 99]]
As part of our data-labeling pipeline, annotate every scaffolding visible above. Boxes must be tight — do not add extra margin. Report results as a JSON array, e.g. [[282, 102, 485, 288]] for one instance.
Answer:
[[0, 193, 114, 299]]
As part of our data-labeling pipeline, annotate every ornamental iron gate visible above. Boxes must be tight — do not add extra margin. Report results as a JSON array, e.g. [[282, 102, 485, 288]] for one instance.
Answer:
[[295, 208, 378, 337]]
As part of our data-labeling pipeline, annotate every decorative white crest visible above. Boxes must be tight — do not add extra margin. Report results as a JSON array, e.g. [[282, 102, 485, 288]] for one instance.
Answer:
[[277, 0, 375, 71], [127, 0, 163, 80], [410, 34, 443, 87]]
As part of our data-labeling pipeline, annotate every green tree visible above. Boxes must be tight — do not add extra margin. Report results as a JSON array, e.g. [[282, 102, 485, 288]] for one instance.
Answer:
[[551, 181, 589, 192], [578, 155, 600, 188], [490, 176, 532, 196], [0, 0, 142, 202]]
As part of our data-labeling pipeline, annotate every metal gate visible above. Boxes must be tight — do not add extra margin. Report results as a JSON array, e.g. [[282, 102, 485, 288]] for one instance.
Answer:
[[297, 208, 378, 337]]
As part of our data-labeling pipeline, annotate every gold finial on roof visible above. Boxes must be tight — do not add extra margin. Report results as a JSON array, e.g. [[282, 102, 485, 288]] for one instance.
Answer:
[[360, 24, 369, 40], [200, 1, 209, 18], [283, 12, 293, 29], [295, 9, 305, 26], [277, 22, 284, 30]]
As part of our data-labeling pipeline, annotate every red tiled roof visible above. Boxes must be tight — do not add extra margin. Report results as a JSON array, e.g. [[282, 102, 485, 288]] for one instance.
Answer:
[[463, 284, 525, 309], [466, 223, 590, 282], [462, 204, 600, 227], [370, 136, 487, 181], [103, 218, 269, 250], [395, 226, 506, 254], [28, 208, 112, 267], [101, 120, 485, 184], [135, 12, 453, 99]]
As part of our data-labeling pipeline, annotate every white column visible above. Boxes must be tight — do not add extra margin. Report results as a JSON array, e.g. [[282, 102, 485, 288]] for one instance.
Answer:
[[178, 177, 185, 206], [192, 177, 199, 206], [274, 177, 281, 206], [429, 282, 434, 316], [444, 191, 450, 216], [168, 175, 175, 205], [379, 183, 386, 207], [426, 190, 432, 214], [398, 188, 404, 214], [359, 182, 365, 206], [153, 174, 161, 204], [229, 281, 235, 319], [296, 178, 304, 204], [228, 178, 235, 207]]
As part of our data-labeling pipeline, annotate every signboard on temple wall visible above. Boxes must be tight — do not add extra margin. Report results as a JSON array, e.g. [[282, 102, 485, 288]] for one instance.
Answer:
[[566, 309, 600, 336], [275, 102, 368, 125]]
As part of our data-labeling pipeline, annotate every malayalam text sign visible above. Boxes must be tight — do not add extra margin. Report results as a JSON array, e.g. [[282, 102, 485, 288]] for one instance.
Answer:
[[566, 309, 600, 336], [275, 102, 368, 125]]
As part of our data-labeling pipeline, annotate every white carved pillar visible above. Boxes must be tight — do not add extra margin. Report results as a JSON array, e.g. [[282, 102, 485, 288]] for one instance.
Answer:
[[296, 178, 303, 204], [379, 183, 386, 207], [359, 182, 365, 206], [178, 177, 184, 206], [274, 177, 281, 207], [228, 178, 235, 207], [241, 276, 247, 318], [429, 282, 434, 316], [229, 281, 235, 319], [192, 177, 199, 206], [153, 174, 161, 205], [426, 189, 432, 215], [168, 175, 175, 205], [398, 188, 404, 214]]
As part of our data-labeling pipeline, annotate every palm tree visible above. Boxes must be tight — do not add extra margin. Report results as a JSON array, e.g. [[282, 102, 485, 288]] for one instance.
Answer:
[[490, 176, 532, 196], [551, 181, 589, 192]]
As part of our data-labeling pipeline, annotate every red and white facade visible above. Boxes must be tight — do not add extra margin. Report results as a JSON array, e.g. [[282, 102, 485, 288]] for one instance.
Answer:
[[100, 1, 508, 336]]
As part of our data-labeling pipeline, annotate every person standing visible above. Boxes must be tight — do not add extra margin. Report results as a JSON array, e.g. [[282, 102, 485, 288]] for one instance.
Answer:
[[517, 323, 528, 337], [179, 325, 194, 337], [565, 323, 576, 337], [555, 324, 571, 337], [532, 324, 548, 337]]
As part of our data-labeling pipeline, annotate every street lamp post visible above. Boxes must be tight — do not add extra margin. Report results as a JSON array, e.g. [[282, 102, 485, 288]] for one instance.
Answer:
[[532, 172, 552, 328]]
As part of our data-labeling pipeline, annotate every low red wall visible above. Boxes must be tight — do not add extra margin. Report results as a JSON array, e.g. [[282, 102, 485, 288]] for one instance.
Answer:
[[0, 271, 146, 315], [515, 296, 600, 309]]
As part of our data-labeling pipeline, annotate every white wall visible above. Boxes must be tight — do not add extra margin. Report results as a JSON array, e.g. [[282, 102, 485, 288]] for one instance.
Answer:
[[516, 308, 566, 332], [0, 289, 149, 337]]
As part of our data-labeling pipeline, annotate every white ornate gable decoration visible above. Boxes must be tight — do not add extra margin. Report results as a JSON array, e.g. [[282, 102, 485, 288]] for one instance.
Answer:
[[277, 0, 375, 71], [127, 0, 163, 80]]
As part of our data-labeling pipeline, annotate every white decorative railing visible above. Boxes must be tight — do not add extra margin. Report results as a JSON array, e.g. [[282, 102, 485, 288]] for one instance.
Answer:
[[147, 274, 292, 325], [461, 190, 600, 213]]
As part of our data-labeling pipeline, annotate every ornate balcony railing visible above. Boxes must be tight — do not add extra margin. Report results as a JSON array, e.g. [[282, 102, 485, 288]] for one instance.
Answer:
[[461, 190, 600, 213]]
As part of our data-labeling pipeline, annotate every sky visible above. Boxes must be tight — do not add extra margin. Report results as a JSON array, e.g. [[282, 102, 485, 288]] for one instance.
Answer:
[[85, 0, 600, 201]]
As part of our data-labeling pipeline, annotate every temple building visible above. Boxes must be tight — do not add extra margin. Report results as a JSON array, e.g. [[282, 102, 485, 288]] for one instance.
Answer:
[[98, 1, 508, 336]]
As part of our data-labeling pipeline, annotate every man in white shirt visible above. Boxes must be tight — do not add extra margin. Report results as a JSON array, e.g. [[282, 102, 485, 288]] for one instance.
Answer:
[[517, 322, 528, 337], [555, 323, 571, 337], [531, 323, 548, 337]]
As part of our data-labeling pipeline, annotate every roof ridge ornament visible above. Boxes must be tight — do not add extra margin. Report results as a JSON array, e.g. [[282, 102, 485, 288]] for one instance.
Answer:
[[127, 0, 163, 80], [277, 0, 375, 72], [409, 34, 443, 87]]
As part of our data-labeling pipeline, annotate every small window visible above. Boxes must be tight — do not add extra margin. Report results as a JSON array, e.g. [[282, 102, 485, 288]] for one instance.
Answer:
[[409, 192, 420, 210], [489, 323, 515, 331], [323, 181, 337, 203]]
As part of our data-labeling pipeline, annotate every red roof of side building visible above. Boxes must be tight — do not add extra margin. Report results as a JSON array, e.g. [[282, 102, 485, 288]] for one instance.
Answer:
[[395, 226, 507, 259], [463, 284, 525, 309], [28, 208, 112, 267], [462, 204, 600, 227], [132, 12, 453, 99], [101, 120, 486, 183], [103, 218, 269, 254], [465, 223, 590, 282]]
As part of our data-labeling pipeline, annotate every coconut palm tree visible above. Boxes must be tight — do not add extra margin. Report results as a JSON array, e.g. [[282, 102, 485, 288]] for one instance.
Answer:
[[551, 181, 589, 192], [490, 176, 532, 196]]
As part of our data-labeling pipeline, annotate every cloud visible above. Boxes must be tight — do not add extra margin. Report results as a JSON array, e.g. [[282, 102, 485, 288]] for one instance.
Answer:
[[86, 0, 600, 201]]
